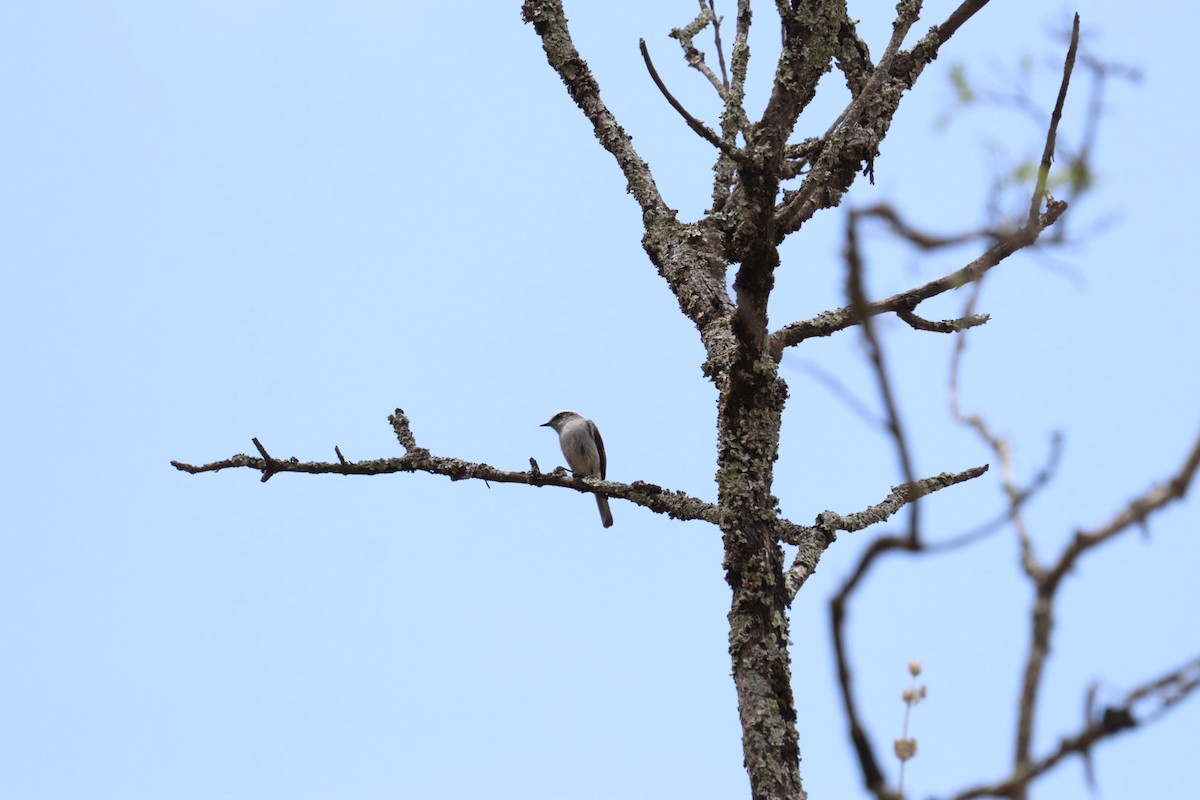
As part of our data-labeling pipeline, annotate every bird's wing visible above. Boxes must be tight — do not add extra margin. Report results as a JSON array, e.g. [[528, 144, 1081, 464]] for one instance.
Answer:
[[588, 419, 607, 479]]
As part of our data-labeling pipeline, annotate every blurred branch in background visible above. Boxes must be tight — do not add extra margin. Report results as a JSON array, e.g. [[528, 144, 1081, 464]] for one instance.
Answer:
[[819, 18, 1198, 800]]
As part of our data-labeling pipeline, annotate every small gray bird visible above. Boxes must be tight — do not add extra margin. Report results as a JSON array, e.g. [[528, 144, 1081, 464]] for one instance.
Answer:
[[541, 410, 614, 528]]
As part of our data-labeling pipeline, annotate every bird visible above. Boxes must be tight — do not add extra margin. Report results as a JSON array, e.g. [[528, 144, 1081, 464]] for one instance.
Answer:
[[541, 410, 614, 528]]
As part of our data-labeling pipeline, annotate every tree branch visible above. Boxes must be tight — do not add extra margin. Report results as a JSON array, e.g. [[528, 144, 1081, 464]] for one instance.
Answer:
[[639, 38, 745, 160], [1044, 428, 1200, 592], [767, 206, 1065, 357], [784, 465, 989, 597], [846, 203, 921, 540], [933, 0, 992, 45], [706, 0, 752, 211], [768, 6, 1082, 358], [521, 0, 672, 224], [775, 0, 1008, 237], [945, 654, 1200, 800], [773, 0, 922, 234], [668, 3, 727, 99], [814, 465, 989, 536], [1004, 429, 1200, 793], [172, 409, 723, 525], [523, 1, 737, 388], [1028, 13, 1080, 224], [832, 13, 874, 98], [896, 306, 990, 333], [853, 202, 991, 250]]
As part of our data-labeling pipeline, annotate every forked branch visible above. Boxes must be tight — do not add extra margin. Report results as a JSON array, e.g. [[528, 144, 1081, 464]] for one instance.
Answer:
[[946, 654, 1200, 800]]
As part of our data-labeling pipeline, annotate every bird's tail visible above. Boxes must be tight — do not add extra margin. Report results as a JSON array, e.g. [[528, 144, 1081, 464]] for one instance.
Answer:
[[595, 494, 614, 528]]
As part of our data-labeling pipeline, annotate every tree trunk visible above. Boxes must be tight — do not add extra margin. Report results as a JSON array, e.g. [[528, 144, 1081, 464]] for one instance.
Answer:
[[717, 355, 802, 800]]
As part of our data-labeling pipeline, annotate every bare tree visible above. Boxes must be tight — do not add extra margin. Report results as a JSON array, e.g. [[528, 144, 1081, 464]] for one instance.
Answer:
[[174, 3, 1199, 798]]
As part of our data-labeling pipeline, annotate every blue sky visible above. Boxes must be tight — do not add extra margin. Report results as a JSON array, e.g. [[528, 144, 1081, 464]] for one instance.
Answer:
[[2, 2, 1197, 799]]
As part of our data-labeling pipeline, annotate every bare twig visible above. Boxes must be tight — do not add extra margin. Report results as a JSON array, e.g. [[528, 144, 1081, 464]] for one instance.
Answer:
[[709, 0, 752, 210], [708, 0, 729, 90], [389, 407, 427, 455], [814, 466, 988, 537], [785, 465, 988, 598], [250, 437, 279, 483], [669, 3, 727, 99], [1028, 14, 1080, 224], [640, 38, 744, 160], [896, 306, 990, 333], [934, 0, 992, 44]]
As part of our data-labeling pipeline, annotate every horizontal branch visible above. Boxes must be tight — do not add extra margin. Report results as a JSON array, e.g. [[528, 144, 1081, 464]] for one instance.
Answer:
[[171, 409, 722, 525], [767, 208, 1065, 357], [783, 464, 990, 597], [815, 464, 989, 536], [169, 414, 991, 564]]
